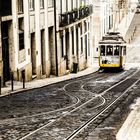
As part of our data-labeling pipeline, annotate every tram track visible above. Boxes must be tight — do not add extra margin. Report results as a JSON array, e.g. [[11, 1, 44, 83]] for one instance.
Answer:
[[66, 79, 139, 140], [16, 69, 139, 140], [0, 72, 113, 123], [65, 70, 140, 140], [18, 73, 113, 140], [0, 71, 119, 140], [0, 68, 138, 140]]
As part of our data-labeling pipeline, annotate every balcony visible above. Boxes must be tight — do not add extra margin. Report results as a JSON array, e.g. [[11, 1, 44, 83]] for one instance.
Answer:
[[59, 5, 93, 27], [59, 11, 78, 27]]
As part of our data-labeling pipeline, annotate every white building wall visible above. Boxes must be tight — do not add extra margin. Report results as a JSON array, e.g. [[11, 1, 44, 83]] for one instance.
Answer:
[[24, 0, 30, 65], [10, 0, 51, 80], [57, 0, 94, 74], [1, 0, 95, 81], [35, 0, 41, 69], [100, 0, 116, 36], [44, 0, 49, 61], [12, 0, 18, 71], [48, 8, 54, 27]]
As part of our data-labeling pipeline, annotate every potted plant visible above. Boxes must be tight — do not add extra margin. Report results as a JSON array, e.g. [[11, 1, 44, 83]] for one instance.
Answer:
[[59, 12, 69, 27], [72, 8, 78, 21], [67, 11, 73, 24]]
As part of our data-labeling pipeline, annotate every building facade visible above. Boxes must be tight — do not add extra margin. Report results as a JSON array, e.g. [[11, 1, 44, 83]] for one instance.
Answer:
[[0, 0, 52, 85], [56, 0, 94, 75], [91, 0, 133, 59], [0, 0, 93, 85], [100, 0, 131, 36]]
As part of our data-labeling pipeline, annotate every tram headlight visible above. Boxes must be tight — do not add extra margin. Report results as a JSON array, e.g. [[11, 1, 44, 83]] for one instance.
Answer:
[[108, 61, 111, 64]]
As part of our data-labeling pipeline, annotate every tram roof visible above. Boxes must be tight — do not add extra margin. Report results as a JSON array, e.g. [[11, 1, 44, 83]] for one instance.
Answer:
[[99, 32, 126, 44], [99, 40, 125, 44]]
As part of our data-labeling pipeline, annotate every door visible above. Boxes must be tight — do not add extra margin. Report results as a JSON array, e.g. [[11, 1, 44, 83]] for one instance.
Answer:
[[2, 22, 10, 82], [41, 29, 46, 75], [31, 33, 36, 75], [66, 31, 69, 70]]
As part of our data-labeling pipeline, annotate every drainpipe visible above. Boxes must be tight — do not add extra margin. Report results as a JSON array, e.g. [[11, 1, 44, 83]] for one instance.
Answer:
[[54, 0, 58, 76]]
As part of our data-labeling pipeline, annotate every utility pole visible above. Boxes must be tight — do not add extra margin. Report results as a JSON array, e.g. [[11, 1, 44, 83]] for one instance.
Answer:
[[54, 0, 58, 76]]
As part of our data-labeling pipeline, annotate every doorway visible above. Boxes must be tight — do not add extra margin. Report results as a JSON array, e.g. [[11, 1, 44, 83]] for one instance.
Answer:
[[31, 33, 36, 76], [41, 29, 46, 75], [48, 27, 54, 75], [1, 22, 10, 83], [65, 31, 70, 70]]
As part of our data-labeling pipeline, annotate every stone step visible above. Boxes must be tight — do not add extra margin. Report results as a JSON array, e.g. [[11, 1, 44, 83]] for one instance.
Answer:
[[32, 75, 37, 80], [66, 70, 70, 74]]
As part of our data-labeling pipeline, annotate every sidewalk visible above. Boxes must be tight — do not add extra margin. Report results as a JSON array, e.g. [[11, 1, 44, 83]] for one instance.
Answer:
[[0, 64, 99, 97], [116, 7, 140, 140], [116, 98, 140, 140]]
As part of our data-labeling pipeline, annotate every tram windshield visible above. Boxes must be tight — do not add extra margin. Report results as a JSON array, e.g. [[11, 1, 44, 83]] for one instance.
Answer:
[[100, 45, 105, 56], [106, 45, 113, 55], [114, 45, 119, 55]]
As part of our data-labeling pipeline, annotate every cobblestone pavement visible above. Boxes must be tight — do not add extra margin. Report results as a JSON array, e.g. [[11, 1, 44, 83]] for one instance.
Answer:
[[0, 69, 138, 140]]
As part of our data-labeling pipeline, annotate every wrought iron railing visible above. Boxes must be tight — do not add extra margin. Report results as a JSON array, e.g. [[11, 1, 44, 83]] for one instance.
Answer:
[[59, 5, 93, 27]]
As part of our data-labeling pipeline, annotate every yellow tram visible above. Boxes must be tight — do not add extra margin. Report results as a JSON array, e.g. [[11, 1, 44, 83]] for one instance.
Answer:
[[99, 32, 126, 69]]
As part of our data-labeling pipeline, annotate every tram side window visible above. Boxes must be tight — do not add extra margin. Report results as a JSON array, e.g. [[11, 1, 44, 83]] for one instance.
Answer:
[[114, 46, 119, 55], [106, 45, 113, 55], [100, 45, 105, 56], [123, 46, 126, 55]]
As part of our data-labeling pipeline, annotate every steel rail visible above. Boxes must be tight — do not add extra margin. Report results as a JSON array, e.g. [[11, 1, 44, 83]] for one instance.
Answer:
[[4, 72, 111, 122], [18, 75, 111, 140], [65, 79, 139, 140], [18, 70, 135, 140]]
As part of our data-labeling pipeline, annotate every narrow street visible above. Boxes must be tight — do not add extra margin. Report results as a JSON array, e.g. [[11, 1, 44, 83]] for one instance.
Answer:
[[0, 68, 140, 140], [0, 1, 140, 140]]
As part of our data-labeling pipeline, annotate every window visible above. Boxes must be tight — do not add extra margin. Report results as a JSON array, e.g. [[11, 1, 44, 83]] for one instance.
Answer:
[[29, 0, 34, 10], [100, 45, 105, 56], [66, 0, 68, 11], [18, 0, 23, 13], [71, 0, 73, 9], [61, 36, 64, 57], [123, 46, 126, 55], [48, 0, 54, 8], [106, 45, 113, 55], [85, 34, 88, 59], [18, 18, 24, 50], [72, 31, 74, 55], [81, 38, 83, 54], [84, 21, 87, 33], [40, 0, 44, 9], [88, 33, 90, 56], [114, 46, 119, 55], [19, 33, 24, 50], [80, 25, 82, 35]]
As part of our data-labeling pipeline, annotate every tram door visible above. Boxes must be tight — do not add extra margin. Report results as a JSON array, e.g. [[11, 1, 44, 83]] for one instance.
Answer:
[[2, 22, 10, 83]]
